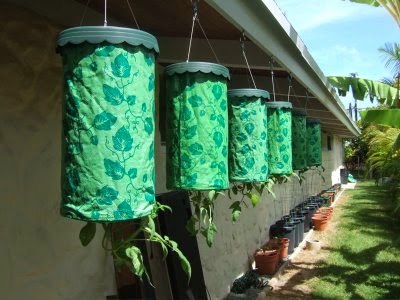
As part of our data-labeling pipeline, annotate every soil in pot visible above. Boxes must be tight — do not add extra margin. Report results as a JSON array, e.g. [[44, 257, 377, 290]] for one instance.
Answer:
[[255, 249, 279, 275]]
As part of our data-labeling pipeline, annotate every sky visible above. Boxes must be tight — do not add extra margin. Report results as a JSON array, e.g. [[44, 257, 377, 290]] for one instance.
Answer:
[[274, 0, 399, 109]]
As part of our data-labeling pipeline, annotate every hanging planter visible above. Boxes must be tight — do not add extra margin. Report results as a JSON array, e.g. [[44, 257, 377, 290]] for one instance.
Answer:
[[227, 89, 269, 182], [57, 26, 159, 221], [306, 118, 322, 167], [165, 62, 230, 190], [266, 101, 293, 175], [292, 108, 307, 171]]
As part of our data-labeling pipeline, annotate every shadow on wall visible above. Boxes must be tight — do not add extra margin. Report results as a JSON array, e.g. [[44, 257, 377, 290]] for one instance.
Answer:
[[0, 4, 116, 300]]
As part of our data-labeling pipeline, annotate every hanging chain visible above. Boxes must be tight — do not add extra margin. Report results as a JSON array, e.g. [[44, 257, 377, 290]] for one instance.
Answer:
[[126, 0, 140, 29], [79, 0, 91, 26], [270, 58, 276, 101], [104, 0, 108, 26], [287, 75, 292, 101], [241, 33, 256, 89]]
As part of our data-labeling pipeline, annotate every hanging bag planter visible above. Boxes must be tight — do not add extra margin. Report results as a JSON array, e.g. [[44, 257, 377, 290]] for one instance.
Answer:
[[306, 118, 322, 167], [57, 26, 159, 221], [292, 108, 307, 171], [165, 62, 230, 190], [266, 101, 293, 175], [227, 89, 269, 182]]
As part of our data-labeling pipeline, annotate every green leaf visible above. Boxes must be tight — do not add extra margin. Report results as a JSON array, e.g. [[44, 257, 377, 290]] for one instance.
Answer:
[[111, 53, 131, 78], [208, 190, 216, 201], [174, 247, 192, 282], [112, 126, 133, 151], [125, 246, 145, 279], [79, 222, 96, 246], [94, 111, 117, 130], [229, 202, 242, 223], [328, 76, 399, 106], [232, 185, 238, 195], [248, 193, 260, 207], [146, 216, 155, 240], [185, 216, 198, 236], [393, 133, 400, 150], [360, 109, 400, 129], [104, 159, 125, 180], [206, 223, 217, 247], [103, 84, 124, 106]]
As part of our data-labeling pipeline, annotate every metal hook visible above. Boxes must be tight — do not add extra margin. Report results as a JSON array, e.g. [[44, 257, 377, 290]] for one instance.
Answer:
[[191, 0, 199, 17]]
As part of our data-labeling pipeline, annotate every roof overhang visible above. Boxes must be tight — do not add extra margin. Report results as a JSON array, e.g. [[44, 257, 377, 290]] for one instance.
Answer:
[[204, 0, 360, 137], [9, 0, 360, 137]]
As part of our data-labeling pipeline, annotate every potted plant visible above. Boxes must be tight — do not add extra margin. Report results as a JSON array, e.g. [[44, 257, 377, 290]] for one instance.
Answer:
[[254, 246, 279, 275]]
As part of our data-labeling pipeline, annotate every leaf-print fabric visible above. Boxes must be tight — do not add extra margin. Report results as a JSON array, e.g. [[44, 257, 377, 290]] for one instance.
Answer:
[[228, 95, 268, 182], [292, 113, 307, 170], [60, 43, 156, 221], [267, 103, 293, 175], [166, 72, 229, 190], [306, 119, 322, 166]]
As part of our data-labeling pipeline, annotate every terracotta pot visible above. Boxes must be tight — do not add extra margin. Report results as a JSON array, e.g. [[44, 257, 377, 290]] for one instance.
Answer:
[[255, 249, 279, 275], [312, 216, 328, 231], [266, 238, 290, 260], [318, 207, 333, 213], [314, 210, 331, 220], [279, 238, 290, 259]]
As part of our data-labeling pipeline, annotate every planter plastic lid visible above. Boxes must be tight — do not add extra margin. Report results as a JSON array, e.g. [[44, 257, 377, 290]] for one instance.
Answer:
[[307, 118, 321, 124], [57, 26, 159, 53], [227, 88, 270, 100], [165, 61, 230, 80], [265, 101, 292, 109], [292, 108, 307, 116]]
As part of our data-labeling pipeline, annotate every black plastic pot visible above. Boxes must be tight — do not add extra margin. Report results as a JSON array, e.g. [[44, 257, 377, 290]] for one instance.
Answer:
[[292, 216, 305, 243], [270, 223, 296, 254]]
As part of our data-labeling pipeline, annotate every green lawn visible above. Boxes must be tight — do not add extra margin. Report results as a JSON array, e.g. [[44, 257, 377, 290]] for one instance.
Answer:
[[310, 180, 400, 299]]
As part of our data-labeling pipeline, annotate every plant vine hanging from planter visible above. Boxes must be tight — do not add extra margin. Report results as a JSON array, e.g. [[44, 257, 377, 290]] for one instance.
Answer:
[[57, 24, 190, 284], [58, 26, 159, 221], [164, 1, 231, 247]]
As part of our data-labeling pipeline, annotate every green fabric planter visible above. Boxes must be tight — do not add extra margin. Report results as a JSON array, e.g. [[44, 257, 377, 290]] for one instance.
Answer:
[[165, 62, 230, 190], [228, 89, 269, 182], [57, 26, 159, 222], [266, 101, 293, 175], [307, 118, 322, 167], [292, 109, 307, 170]]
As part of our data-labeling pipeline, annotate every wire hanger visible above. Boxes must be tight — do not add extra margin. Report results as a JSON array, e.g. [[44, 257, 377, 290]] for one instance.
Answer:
[[270, 57, 277, 102], [240, 32, 256, 89], [186, 0, 220, 63]]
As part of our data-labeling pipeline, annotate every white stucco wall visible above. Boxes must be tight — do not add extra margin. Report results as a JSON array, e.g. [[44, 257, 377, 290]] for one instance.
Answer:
[[196, 132, 345, 299], [0, 4, 116, 299]]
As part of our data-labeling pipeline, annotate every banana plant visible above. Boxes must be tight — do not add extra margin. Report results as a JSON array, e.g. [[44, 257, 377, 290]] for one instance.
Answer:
[[347, 0, 400, 27]]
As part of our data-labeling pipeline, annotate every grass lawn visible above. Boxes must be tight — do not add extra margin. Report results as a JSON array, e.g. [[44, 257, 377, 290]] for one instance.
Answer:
[[310, 180, 400, 299]]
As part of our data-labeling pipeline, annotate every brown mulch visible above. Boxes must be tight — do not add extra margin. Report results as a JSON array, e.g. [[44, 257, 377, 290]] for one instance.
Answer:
[[263, 192, 349, 299]]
